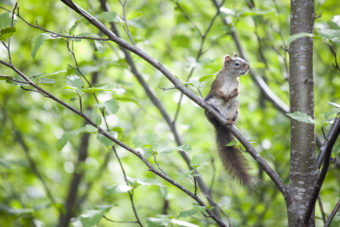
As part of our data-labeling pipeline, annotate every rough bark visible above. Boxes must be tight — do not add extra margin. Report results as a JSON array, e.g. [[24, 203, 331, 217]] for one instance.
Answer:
[[288, 0, 317, 226]]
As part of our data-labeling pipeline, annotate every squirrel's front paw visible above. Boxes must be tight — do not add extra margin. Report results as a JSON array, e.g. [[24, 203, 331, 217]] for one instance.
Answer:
[[226, 119, 235, 124], [230, 88, 239, 97]]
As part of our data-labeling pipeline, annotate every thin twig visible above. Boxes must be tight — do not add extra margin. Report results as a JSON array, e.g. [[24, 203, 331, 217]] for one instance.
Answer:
[[154, 156, 168, 176], [173, 0, 203, 37], [7, 3, 17, 64], [325, 198, 340, 227], [103, 215, 139, 224], [328, 44, 340, 71], [172, 0, 225, 124], [14, 8, 109, 41], [317, 113, 340, 167], [0, 75, 30, 84], [119, 0, 136, 45], [304, 113, 340, 224], [317, 196, 327, 224]]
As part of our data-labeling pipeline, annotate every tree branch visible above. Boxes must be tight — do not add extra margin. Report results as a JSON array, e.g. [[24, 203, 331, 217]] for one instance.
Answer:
[[98, 0, 226, 220], [304, 112, 340, 224], [59, 0, 289, 203], [0, 59, 227, 227], [325, 198, 340, 227], [317, 113, 340, 168]]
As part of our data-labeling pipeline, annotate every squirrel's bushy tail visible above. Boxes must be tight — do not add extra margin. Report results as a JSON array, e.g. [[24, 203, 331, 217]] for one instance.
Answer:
[[214, 124, 254, 187], [205, 110, 253, 186]]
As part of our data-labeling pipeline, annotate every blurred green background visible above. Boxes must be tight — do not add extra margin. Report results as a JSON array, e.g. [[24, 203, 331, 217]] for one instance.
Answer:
[[0, 0, 339, 226]]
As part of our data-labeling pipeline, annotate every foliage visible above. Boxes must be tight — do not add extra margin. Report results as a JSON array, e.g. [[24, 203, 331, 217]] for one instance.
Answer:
[[0, 0, 339, 226]]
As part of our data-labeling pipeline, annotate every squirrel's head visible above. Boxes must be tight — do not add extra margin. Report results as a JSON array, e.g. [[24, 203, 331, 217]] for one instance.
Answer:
[[223, 53, 249, 76]]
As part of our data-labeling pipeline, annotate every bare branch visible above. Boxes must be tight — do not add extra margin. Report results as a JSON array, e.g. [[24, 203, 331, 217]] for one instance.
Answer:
[[317, 113, 340, 167], [317, 196, 326, 224], [325, 198, 340, 227], [118, 0, 136, 45], [304, 112, 340, 224], [0, 75, 30, 84], [328, 43, 340, 71], [15, 8, 109, 41]]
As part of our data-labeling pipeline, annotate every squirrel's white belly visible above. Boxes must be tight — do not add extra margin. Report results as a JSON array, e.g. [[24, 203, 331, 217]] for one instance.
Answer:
[[206, 96, 229, 118]]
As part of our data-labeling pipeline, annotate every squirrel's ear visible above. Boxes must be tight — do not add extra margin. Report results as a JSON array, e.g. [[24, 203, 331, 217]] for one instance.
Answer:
[[233, 53, 238, 57], [224, 55, 232, 64]]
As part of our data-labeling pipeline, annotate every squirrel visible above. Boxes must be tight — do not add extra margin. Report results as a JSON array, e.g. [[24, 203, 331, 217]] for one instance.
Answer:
[[204, 53, 254, 186]]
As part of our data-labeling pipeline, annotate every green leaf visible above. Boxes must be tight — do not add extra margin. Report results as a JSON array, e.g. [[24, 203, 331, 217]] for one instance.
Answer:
[[66, 75, 84, 90], [0, 27, 16, 41], [176, 144, 192, 152], [91, 110, 102, 125], [57, 125, 97, 150], [0, 204, 33, 215], [333, 142, 340, 155], [97, 131, 118, 147], [147, 217, 198, 227], [82, 87, 113, 93], [79, 205, 112, 227], [147, 217, 171, 227], [192, 203, 207, 213], [329, 102, 340, 109], [126, 176, 157, 188], [332, 15, 340, 28], [39, 78, 55, 84], [178, 209, 198, 218], [286, 111, 317, 124], [82, 125, 98, 133], [0, 159, 11, 169], [133, 133, 160, 149], [115, 96, 141, 108], [31, 34, 47, 58], [45, 70, 67, 77], [287, 32, 314, 45], [106, 184, 132, 195], [104, 99, 119, 115], [0, 12, 14, 30], [69, 19, 82, 35], [198, 74, 215, 82], [190, 154, 210, 168], [170, 219, 198, 227], [101, 12, 119, 22], [237, 9, 275, 17], [226, 139, 238, 147], [127, 11, 142, 20], [317, 29, 340, 40], [57, 131, 78, 150]]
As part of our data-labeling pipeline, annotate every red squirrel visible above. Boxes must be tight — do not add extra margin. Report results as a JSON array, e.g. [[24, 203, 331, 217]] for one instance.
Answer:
[[205, 53, 254, 186]]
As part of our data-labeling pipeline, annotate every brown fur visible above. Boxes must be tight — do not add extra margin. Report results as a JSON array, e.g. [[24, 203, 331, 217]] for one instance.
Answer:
[[205, 111, 254, 186], [205, 54, 254, 187]]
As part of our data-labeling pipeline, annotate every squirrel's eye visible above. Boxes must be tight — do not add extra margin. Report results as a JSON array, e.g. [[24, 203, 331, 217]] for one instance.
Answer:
[[234, 61, 240, 67]]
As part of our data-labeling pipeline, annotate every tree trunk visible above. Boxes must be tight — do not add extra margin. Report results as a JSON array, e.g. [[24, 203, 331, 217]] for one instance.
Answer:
[[288, 0, 317, 226]]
